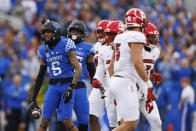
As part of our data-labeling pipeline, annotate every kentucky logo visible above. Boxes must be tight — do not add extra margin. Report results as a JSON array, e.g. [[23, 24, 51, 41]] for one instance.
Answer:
[[46, 53, 50, 57]]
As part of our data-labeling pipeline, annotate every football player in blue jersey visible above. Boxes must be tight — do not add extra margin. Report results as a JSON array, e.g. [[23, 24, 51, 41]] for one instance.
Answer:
[[56, 20, 96, 131], [29, 18, 81, 131]]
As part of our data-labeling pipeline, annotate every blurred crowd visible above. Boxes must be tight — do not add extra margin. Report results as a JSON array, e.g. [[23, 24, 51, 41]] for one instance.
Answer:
[[0, 0, 195, 131]]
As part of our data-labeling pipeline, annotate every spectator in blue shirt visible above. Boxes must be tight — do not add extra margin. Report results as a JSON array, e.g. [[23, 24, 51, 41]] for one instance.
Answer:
[[4, 74, 28, 131]]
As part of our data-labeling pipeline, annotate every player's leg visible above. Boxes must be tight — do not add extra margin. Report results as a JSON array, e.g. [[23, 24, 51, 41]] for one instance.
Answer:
[[59, 83, 78, 131], [109, 76, 139, 131], [89, 88, 105, 131], [139, 99, 162, 131], [104, 89, 118, 129], [83, 78, 93, 97], [56, 121, 67, 131], [38, 84, 60, 131], [56, 99, 67, 131], [113, 120, 138, 131], [74, 87, 89, 131]]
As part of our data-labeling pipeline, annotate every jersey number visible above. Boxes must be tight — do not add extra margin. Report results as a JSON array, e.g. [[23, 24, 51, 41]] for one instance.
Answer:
[[73, 55, 83, 73], [115, 43, 121, 61], [52, 61, 62, 76]]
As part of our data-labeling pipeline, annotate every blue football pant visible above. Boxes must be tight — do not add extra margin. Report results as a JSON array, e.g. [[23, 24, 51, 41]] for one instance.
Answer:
[[42, 82, 74, 120]]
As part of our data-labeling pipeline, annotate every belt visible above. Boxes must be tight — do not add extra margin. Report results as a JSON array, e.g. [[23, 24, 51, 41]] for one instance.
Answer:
[[75, 82, 86, 89], [49, 78, 73, 85]]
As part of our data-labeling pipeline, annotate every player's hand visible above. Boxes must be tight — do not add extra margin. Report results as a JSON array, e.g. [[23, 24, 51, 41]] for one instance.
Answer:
[[151, 73, 162, 83], [63, 84, 75, 104], [146, 100, 154, 113], [92, 79, 102, 88], [29, 101, 41, 112], [147, 88, 156, 102]]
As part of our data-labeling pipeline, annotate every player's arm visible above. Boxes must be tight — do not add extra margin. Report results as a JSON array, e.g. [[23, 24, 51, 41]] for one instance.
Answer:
[[92, 54, 105, 88], [129, 43, 155, 103], [68, 50, 82, 85], [129, 43, 149, 83], [108, 51, 115, 77], [86, 54, 96, 80], [63, 50, 82, 104], [150, 48, 162, 85], [30, 59, 47, 109], [179, 98, 186, 109]]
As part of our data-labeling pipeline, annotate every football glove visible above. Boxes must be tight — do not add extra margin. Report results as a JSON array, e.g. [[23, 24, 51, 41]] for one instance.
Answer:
[[152, 73, 162, 82], [29, 101, 41, 113], [146, 100, 154, 113], [147, 88, 156, 102], [63, 84, 75, 104], [92, 79, 102, 88]]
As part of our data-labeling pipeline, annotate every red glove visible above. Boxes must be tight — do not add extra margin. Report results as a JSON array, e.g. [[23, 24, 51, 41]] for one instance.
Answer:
[[147, 88, 156, 102], [151, 73, 162, 82], [92, 79, 102, 88], [146, 101, 154, 113]]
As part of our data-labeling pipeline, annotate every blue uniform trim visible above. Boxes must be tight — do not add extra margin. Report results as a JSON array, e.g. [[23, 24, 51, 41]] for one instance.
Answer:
[[65, 38, 76, 56]]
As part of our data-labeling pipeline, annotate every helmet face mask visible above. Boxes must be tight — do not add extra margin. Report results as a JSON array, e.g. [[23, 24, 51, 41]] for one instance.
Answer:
[[148, 34, 159, 45], [41, 21, 61, 47], [43, 31, 54, 42], [145, 23, 159, 49], [69, 29, 82, 42], [67, 20, 87, 44], [96, 30, 106, 43], [104, 21, 124, 45], [96, 20, 110, 43], [106, 32, 117, 44]]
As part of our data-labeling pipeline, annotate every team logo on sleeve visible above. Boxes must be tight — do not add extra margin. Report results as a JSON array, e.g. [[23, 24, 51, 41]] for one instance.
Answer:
[[46, 53, 50, 57]]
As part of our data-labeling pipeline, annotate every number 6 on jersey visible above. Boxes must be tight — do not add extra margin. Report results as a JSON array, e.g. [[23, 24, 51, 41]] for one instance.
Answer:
[[51, 61, 62, 76]]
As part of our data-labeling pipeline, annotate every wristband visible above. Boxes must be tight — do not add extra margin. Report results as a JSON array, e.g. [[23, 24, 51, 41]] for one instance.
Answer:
[[146, 80, 153, 88], [69, 83, 76, 89]]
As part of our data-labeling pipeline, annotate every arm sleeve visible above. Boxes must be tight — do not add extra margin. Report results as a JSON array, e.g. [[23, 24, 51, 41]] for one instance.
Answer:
[[32, 65, 47, 101], [65, 38, 76, 56], [37, 46, 46, 62], [86, 46, 96, 79], [86, 62, 96, 79]]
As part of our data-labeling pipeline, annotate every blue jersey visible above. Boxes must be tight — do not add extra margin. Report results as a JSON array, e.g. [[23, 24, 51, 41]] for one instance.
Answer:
[[75, 41, 95, 82], [37, 37, 76, 79]]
